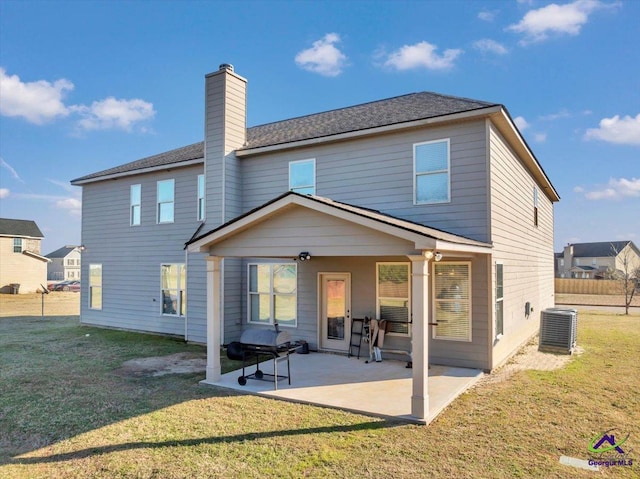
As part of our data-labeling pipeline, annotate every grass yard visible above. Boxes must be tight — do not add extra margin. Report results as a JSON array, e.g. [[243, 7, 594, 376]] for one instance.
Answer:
[[0, 300, 638, 478]]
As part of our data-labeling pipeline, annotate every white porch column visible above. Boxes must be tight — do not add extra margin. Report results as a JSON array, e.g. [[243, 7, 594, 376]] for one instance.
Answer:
[[408, 253, 430, 421], [204, 256, 223, 383]]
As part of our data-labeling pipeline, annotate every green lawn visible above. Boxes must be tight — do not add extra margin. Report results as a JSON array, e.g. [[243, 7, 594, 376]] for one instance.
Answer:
[[1, 312, 638, 478]]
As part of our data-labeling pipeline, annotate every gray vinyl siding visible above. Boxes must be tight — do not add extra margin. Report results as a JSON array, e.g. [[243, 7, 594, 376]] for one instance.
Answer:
[[185, 252, 207, 343], [241, 120, 489, 242], [79, 164, 205, 337], [488, 121, 555, 368]]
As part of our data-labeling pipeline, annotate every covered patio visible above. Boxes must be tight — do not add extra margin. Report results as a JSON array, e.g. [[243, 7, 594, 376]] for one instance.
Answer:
[[187, 192, 492, 422], [205, 352, 483, 424]]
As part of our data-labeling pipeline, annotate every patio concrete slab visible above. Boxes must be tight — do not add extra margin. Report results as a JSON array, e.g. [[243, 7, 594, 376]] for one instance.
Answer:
[[202, 352, 483, 424]]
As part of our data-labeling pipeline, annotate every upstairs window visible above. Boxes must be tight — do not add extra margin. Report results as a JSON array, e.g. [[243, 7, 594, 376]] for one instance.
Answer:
[[13, 238, 23, 253], [289, 159, 315, 195], [130, 184, 141, 226], [414, 139, 450, 204], [157, 179, 175, 223], [533, 186, 539, 227], [197, 174, 205, 221]]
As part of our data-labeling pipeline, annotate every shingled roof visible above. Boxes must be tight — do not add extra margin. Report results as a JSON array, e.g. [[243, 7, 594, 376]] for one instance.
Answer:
[[45, 246, 79, 258], [569, 241, 634, 257], [72, 91, 498, 184], [0, 218, 44, 238]]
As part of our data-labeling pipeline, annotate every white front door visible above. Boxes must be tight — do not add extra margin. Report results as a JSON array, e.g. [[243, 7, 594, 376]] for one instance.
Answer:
[[319, 273, 351, 352]]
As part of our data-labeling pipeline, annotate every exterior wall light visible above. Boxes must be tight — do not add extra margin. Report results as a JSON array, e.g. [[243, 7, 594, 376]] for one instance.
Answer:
[[298, 252, 311, 261]]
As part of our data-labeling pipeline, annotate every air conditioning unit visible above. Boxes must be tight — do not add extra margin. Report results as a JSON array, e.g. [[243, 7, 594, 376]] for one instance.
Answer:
[[539, 308, 577, 354]]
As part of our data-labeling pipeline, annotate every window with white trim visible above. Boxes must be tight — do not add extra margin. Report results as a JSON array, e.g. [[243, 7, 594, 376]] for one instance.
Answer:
[[495, 263, 504, 338], [89, 264, 102, 310], [13, 238, 23, 253], [414, 139, 450, 204], [197, 174, 205, 221], [289, 159, 315, 195], [157, 179, 175, 223], [130, 184, 141, 226], [433, 262, 471, 341], [161, 264, 186, 316], [248, 263, 297, 327], [376, 263, 411, 335], [533, 186, 539, 227]]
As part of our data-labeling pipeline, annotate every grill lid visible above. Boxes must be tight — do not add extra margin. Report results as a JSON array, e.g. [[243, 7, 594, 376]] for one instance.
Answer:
[[240, 327, 291, 347]]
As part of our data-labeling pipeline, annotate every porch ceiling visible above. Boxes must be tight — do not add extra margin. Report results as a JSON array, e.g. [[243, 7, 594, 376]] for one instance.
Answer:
[[186, 192, 492, 258]]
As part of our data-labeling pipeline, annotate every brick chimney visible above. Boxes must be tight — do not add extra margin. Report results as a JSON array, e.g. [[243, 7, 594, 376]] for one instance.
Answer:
[[204, 63, 247, 225]]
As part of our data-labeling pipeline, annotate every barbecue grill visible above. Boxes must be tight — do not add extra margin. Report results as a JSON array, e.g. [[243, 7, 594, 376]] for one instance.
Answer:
[[226, 325, 293, 389]]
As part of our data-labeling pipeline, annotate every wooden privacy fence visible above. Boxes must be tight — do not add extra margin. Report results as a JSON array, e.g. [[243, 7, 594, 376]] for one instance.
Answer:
[[555, 278, 619, 294]]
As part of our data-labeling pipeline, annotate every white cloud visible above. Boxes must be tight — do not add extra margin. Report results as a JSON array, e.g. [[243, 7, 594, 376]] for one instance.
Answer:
[[473, 39, 508, 55], [507, 0, 618, 44], [56, 198, 82, 216], [478, 10, 497, 21], [1, 68, 155, 133], [514, 116, 529, 130], [584, 177, 640, 200], [74, 97, 155, 132], [534, 132, 547, 142], [295, 33, 347, 77], [573, 186, 585, 193], [584, 114, 640, 145], [540, 109, 571, 121], [0, 157, 24, 183], [383, 41, 462, 71], [0, 188, 9, 199], [0, 68, 73, 124]]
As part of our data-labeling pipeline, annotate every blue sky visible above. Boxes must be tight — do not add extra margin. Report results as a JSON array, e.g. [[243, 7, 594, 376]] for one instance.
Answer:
[[1, 0, 638, 254]]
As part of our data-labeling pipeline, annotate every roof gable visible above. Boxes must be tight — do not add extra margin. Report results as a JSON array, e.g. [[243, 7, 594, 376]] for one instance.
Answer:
[[187, 192, 492, 255], [0, 218, 44, 238], [46, 246, 79, 258]]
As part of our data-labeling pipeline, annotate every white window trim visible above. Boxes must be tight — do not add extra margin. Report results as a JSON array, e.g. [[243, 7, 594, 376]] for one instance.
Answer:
[[160, 263, 186, 317], [289, 158, 316, 195], [157, 179, 175, 224], [376, 262, 411, 337], [495, 262, 504, 339], [197, 174, 205, 221], [247, 263, 298, 327], [130, 184, 141, 226], [413, 138, 451, 205], [13, 238, 23, 253], [432, 261, 472, 342], [89, 264, 102, 310]]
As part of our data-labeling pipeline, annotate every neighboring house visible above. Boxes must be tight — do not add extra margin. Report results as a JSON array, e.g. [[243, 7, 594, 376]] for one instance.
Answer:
[[0, 218, 50, 293], [45, 245, 82, 281], [556, 241, 640, 279], [71, 64, 560, 421]]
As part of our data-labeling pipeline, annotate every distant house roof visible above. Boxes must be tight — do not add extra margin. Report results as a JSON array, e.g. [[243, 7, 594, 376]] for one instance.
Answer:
[[567, 241, 634, 257], [0, 218, 44, 238], [46, 246, 79, 259], [71, 91, 498, 184]]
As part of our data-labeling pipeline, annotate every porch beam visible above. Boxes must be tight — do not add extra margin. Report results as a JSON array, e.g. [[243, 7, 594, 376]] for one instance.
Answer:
[[408, 253, 430, 421], [203, 256, 223, 383]]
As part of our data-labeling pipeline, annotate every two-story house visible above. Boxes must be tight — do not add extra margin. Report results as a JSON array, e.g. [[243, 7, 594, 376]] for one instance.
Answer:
[[0, 218, 49, 293], [71, 64, 559, 421], [556, 241, 640, 279], [45, 245, 82, 281]]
